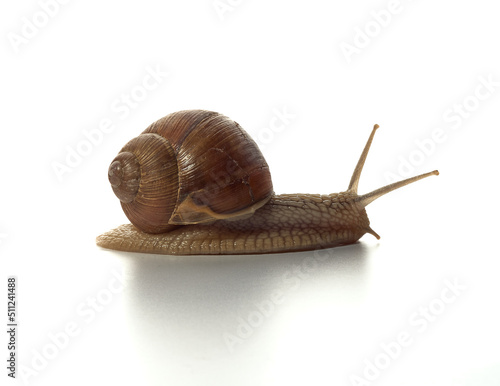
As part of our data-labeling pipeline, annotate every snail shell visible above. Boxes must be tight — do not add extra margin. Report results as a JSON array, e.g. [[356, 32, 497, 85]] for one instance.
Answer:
[[107, 110, 273, 233], [97, 110, 438, 255]]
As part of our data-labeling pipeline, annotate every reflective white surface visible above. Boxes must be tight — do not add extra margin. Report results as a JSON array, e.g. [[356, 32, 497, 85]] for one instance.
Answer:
[[4, 191, 500, 386], [2, 1, 500, 385]]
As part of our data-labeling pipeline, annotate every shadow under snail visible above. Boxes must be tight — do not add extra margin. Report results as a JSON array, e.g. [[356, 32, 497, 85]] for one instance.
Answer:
[[96, 109, 438, 255]]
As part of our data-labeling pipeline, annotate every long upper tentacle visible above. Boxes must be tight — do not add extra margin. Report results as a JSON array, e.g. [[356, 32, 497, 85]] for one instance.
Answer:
[[348, 124, 379, 193]]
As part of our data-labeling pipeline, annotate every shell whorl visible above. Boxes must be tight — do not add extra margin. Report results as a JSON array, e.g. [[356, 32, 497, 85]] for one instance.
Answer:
[[108, 151, 140, 203], [109, 133, 179, 234]]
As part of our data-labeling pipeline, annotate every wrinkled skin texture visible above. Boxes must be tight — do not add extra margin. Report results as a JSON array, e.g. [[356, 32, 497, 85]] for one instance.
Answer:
[[96, 192, 374, 255]]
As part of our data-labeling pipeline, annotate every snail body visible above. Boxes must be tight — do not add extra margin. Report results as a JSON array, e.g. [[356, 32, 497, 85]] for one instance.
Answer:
[[96, 110, 438, 255]]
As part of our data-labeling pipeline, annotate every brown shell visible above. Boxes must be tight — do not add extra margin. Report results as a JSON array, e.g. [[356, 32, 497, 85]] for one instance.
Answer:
[[108, 110, 274, 233]]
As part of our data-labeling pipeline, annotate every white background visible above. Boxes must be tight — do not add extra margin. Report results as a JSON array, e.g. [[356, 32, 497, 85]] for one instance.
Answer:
[[1, 1, 500, 385]]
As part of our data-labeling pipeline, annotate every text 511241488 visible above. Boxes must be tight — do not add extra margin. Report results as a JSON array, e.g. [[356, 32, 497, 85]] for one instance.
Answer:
[[7, 277, 17, 379]]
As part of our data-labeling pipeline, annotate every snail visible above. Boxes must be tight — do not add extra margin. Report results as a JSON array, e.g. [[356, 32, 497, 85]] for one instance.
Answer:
[[96, 109, 438, 255]]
